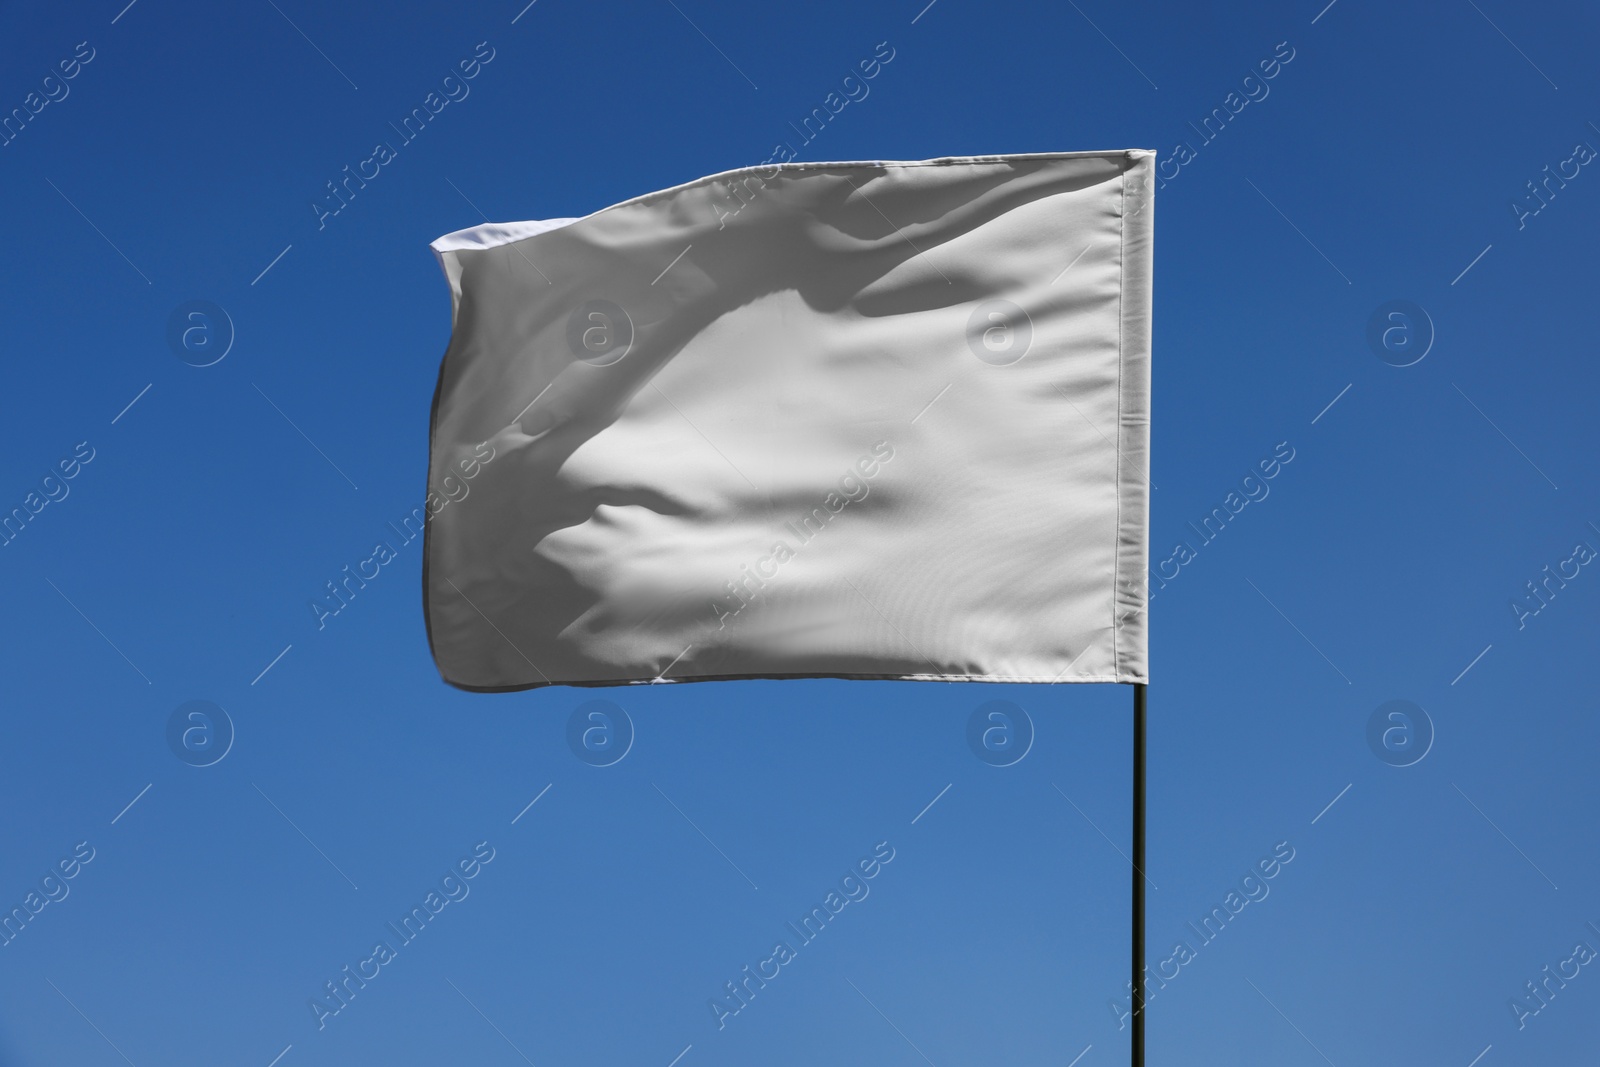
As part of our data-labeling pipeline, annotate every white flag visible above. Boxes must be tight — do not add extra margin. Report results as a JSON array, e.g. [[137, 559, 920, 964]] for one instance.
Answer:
[[425, 151, 1152, 690]]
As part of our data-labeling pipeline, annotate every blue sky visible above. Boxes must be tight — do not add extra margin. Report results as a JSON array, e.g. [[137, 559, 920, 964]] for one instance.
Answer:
[[2, 1, 1599, 1065]]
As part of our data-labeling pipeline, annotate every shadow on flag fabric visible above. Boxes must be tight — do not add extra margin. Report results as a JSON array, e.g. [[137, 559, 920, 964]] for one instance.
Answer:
[[424, 151, 1153, 691]]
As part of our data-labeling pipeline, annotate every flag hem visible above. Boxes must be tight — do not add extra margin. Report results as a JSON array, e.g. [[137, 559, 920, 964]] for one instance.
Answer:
[[430, 150, 1157, 254], [1113, 151, 1154, 685], [433, 670, 1145, 695]]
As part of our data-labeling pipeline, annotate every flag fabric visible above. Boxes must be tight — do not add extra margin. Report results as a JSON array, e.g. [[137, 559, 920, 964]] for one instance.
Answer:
[[425, 150, 1153, 691]]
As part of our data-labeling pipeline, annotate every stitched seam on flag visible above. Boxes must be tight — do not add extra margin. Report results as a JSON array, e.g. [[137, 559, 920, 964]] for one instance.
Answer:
[[433, 152, 1156, 253], [580, 154, 1141, 216], [445, 672, 1138, 692], [654, 673, 1127, 685], [1111, 161, 1127, 673]]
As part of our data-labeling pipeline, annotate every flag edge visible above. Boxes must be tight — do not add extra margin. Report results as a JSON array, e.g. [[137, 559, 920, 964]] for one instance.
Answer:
[[433, 669, 1149, 694], [430, 149, 1158, 254]]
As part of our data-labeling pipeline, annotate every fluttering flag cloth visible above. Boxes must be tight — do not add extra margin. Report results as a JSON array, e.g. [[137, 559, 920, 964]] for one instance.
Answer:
[[425, 150, 1152, 691]]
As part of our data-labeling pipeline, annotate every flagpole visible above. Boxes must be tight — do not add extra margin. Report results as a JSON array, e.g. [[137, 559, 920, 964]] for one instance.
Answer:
[[1132, 681, 1146, 1067]]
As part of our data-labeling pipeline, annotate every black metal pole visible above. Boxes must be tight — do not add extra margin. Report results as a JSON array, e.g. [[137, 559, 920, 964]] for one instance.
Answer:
[[1132, 682, 1146, 1067]]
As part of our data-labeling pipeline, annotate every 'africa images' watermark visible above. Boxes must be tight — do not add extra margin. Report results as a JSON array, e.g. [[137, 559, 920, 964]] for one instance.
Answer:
[[309, 841, 496, 1029], [1508, 922, 1600, 1030], [1148, 441, 1295, 598], [705, 40, 898, 232], [967, 701, 1034, 767], [1110, 840, 1296, 1030], [166, 700, 235, 768], [711, 441, 895, 631], [1, 841, 96, 950], [1510, 130, 1597, 230], [312, 42, 496, 230], [1510, 528, 1596, 631], [567, 700, 634, 767], [166, 300, 235, 367], [709, 841, 896, 1030], [309, 440, 496, 629], [0, 40, 96, 153], [1366, 700, 1433, 768], [1366, 300, 1434, 367], [1, 441, 95, 550], [1154, 40, 1296, 189]]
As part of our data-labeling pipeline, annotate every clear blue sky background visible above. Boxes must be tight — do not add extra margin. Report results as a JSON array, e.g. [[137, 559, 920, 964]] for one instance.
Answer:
[[2, 1, 1598, 1065]]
